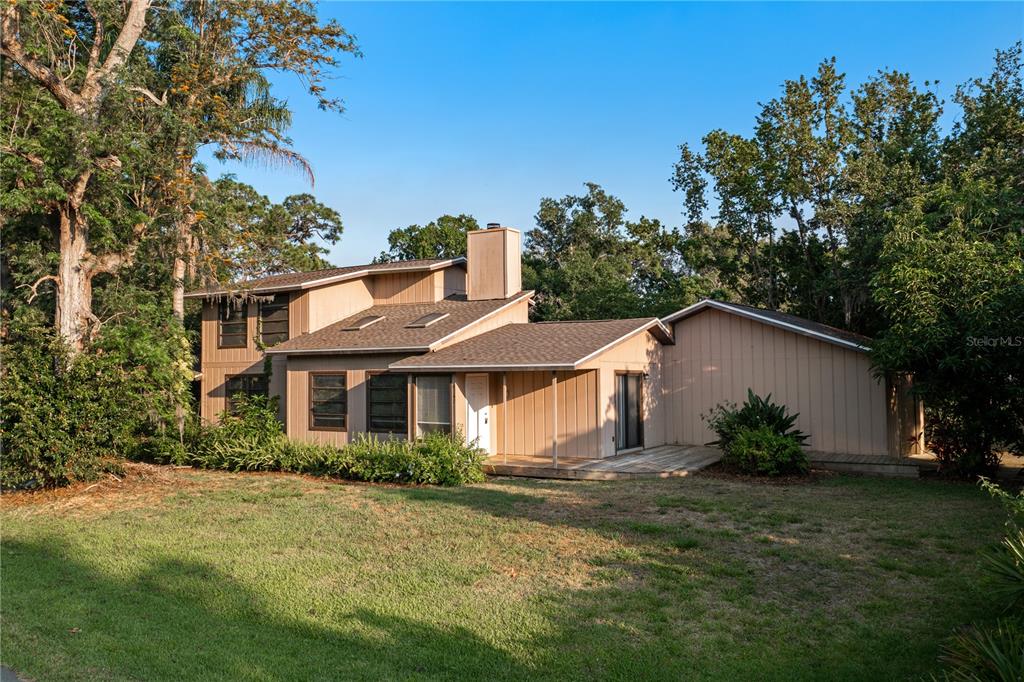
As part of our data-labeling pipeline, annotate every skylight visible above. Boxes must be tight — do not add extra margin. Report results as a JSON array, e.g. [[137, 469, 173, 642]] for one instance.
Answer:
[[342, 315, 385, 331], [405, 312, 450, 329]]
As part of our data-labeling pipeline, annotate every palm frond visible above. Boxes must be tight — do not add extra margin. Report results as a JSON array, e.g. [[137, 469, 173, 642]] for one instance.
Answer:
[[234, 141, 314, 187]]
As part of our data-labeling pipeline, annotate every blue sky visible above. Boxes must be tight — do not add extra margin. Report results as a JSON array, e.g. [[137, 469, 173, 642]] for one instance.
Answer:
[[201, 2, 1023, 266]]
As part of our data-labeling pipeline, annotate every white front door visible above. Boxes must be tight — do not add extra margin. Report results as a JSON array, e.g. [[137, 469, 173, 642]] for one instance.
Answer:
[[465, 374, 491, 453]]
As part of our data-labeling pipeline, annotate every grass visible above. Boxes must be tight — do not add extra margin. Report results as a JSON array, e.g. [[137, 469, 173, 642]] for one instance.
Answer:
[[0, 465, 1004, 681]]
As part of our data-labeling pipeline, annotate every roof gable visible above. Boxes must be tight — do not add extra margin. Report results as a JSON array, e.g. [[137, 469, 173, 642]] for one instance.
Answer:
[[389, 317, 672, 371], [265, 291, 532, 355], [661, 299, 871, 351]]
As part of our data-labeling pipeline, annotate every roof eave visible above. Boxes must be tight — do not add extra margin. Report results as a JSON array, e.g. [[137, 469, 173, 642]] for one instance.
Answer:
[[265, 346, 430, 356], [390, 362, 577, 372], [661, 299, 870, 352], [184, 257, 468, 299]]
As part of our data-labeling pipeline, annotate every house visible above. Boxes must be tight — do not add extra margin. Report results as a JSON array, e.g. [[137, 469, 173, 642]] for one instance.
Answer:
[[187, 225, 924, 462]]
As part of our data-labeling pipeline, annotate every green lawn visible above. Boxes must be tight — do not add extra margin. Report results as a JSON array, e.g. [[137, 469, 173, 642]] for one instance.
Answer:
[[0, 466, 1003, 681]]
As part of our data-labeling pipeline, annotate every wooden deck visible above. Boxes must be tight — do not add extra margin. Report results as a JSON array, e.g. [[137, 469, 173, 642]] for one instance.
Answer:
[[485, 444, 943, 480], [484, 444, 722, 480], [807, 451, 936, 478]]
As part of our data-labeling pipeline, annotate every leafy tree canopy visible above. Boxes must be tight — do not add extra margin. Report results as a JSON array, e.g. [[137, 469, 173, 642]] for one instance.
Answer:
[[376, 214, 478, 262]]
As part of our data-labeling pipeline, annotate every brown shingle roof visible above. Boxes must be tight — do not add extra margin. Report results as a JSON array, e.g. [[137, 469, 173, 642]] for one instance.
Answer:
[[389, 318, 670, 371], [185, 258, 466, 298], [661, 299, 871, 351], [265, 291, 533, 355]]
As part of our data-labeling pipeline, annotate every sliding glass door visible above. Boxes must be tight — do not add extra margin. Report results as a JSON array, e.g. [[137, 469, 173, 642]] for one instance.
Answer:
[[615, 373, 643, 451]]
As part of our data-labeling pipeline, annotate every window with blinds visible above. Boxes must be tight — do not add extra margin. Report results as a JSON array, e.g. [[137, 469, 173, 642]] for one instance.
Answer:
[[259, 294, 289, 346], [416, 375, 452, 435], [310, 373, 347, 430], [218, 299, 247, 348], [367, 373, 408, 436]]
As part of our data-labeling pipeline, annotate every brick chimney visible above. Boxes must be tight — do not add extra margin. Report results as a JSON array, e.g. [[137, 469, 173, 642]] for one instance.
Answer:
[[466, 224, 521, 300]]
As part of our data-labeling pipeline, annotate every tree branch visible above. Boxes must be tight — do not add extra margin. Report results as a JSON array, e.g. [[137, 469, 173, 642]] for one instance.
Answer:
[[79, 0, 151, 107], [128, 86, 167, 106], [84, 1, 105, 77], [83, 221, 147, 277], [17, 275, 59, 303], [0, 5, 83, 112]]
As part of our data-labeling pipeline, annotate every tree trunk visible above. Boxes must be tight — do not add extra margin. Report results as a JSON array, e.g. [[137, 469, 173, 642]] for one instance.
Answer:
[[171, 211, 198, 321], [172, 253, 186, 322], [56, 205, 92, 353]]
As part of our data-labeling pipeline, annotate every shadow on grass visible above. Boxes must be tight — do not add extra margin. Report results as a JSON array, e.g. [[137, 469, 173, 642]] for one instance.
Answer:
[[1, 475, 999, 681], [1, 538, 530, 681]]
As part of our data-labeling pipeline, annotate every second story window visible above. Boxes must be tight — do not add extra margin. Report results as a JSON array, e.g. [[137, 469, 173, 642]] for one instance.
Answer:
[[259, 294, 289, 346], [218, 299, 247, 348]]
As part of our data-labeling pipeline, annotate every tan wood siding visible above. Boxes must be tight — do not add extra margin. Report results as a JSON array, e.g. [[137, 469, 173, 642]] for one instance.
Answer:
[[466, 228, 520, 300], [200, 293, 309, 422], [887, 373, 926, 456], [200, 360, 283, 424], [370, 271, 437, 304], [307, 278, 373, 331], [467, 230, 504, 300], [490, 370, 599, 459], [503, 230, 522, 298], [663, 308, 889, 455], [200, 299, 261, 366], [285, 353, 415, 445], [291, 292, 310, 336], [578, 330, 665, 457], [444, 267, 467, 298]]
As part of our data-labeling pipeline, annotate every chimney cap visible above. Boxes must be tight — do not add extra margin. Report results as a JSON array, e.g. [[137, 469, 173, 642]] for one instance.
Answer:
[[486, 222, 501, 230]]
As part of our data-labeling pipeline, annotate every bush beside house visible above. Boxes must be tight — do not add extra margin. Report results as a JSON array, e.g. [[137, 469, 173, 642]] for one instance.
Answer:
[[704, 390, 809, 476], [135, 395, 486, 486]]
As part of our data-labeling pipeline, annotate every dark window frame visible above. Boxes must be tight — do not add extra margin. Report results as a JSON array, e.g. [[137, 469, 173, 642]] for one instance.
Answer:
[[309, 371, 348, 432], [224, 373, 269, 414], [258, 293, 290, 346], [415, 374, 453, 436], [366, 372, 408, 437], [218, 299, 248, 349]]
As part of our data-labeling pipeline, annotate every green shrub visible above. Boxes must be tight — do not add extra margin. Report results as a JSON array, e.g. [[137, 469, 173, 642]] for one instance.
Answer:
[[725, 425, 809, 477], [980, 480, 1024, 613], [703, 390, 809, 477], [335, 431, 485, 486], [987, 530, 1024, 614], [929, 407, 1001, 477], [171, 395, 485, 486], [935, 480, 1024, 680], [703, 389, 809, 452], [937, 619, 1024, 681], [1, 316, 187, 489], [981, 478, 1024, 529], [130, 433, 190, 466], [413, 430, 487, 486]]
